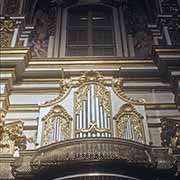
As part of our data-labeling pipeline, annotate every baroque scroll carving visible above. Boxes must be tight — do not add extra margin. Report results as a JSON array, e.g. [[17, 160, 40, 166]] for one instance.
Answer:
[[40, 78, 72, 107], [112, 78, 145, 105], [114, 103, 145, 144]]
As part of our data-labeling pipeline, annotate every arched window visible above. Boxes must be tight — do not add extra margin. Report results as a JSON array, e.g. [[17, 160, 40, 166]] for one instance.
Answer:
[[65, 5, 116, 56]]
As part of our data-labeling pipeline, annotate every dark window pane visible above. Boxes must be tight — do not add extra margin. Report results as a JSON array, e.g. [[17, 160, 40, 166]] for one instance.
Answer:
[[93, 47, 114, 56], [93, 29, 113, 44], [67, 30, 88, 45], [92, 11, 112, 26], [66, 46, 88, 56], [66, 5, 115, 56], [68, 12, 88, 26]]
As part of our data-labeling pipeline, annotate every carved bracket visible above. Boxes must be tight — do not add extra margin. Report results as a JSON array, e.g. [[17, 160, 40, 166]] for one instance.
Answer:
[[161, 117, 180, 152], [0, 115, 26, 154]]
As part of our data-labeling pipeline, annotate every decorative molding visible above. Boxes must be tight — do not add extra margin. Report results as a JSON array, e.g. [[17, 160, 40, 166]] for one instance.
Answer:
[[112, 78, 146, 105], [76, 122, 111, 134], [12, 150, 35, 179], [0, 155, 15, 180]]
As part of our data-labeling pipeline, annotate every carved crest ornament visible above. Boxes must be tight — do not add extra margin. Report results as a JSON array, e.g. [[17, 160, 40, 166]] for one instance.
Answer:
[[40, 71, 145, 107]]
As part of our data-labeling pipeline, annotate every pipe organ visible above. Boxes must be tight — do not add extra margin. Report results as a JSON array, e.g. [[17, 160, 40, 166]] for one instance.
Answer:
[[39, 72, 147, 146], [74, 83, 112, 138]]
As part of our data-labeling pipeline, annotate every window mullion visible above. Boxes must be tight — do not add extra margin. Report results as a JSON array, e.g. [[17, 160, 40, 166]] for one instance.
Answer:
[[88, 10, 93, 56]]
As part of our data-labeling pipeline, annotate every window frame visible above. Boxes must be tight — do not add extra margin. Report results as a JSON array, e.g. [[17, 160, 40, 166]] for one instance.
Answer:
[[60, 4, 123, 57]]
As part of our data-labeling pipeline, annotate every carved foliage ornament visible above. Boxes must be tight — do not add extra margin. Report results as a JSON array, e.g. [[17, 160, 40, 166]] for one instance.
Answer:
[[76, 71, 107, 86], [0, 113, 26, 154], [0, 17, 16, 32], [161, 117, 180, 151], [77, 122, 111, 134], [0, 17, 16, 48]]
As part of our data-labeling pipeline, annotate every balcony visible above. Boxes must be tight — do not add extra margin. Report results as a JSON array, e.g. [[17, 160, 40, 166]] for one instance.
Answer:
[[13, 137, 175, 180]]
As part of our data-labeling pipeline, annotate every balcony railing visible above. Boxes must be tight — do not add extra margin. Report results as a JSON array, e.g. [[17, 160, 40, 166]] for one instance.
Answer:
[[31, 137, 153, 171], [13, 137, 176, 179]]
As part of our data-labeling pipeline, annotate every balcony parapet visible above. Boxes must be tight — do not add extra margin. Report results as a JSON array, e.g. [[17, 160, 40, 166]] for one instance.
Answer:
[[12, 138, 177, 179], [31, 138, 153, 169]]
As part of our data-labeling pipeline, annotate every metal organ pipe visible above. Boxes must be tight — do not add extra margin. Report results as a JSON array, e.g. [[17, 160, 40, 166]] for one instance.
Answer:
[[79, 111, 82, 138], [100, 105, 104, 136], [83, 100, 86, 137], [87, 86, 91, 128], [52, 121, 55, 142], [104, 112, 107, 137], [91, 84, 95, 122], [57, 119, 59, 140], [96, 97, 100, 137], [59, 123, 62, 141], [76, 114, 79, 138], [75, 83, 112, 138], [45, 117, 68, 144], [122, 116, 138, 142]]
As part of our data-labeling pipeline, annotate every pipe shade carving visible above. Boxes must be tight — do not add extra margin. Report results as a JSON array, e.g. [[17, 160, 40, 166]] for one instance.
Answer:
[[114, 104, 146, 144], [42, 105, 72, 146]]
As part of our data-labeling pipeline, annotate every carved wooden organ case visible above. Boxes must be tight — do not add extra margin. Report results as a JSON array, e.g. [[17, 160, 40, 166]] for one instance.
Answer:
[[37, 71, 149, 147]]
